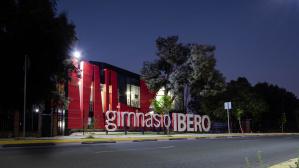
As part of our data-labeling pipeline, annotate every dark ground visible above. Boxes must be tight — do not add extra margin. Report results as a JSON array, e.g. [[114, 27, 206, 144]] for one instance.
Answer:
[[1, 136, 299, 168]]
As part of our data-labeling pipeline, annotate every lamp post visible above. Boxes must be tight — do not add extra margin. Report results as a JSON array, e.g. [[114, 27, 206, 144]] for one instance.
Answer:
[[224, 102, 232, 134], [23, 55, 28, 137]]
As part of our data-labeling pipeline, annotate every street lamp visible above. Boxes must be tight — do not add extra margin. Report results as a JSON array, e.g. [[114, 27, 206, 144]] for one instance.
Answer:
[[23, 55, 28, 137], [34, 108, 39, 113], [72, 50, 81, 59]]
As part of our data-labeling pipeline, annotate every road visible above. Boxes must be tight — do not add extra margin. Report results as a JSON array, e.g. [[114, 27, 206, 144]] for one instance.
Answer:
[[1, 136, 299, 168]]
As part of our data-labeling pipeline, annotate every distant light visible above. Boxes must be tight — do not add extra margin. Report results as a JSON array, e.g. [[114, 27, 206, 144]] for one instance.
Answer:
[[34, 108, 39, 113], [72, 50, 81, 59]]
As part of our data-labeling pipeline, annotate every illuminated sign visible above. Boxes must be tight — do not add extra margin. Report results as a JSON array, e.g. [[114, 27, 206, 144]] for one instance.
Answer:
[[105, 111, 211, 132]]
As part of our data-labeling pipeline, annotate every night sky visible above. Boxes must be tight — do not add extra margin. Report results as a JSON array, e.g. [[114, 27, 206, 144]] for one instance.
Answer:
[[58, 0, 299, 97]]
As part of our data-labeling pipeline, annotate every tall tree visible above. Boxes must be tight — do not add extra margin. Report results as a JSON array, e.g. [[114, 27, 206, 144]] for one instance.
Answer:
[[141, 36, 225, 113], [141, 36, 189, 97], [187, 44, 225, 113], [0, 0, 76, 114], [224, 78, 268, 132], [200, 77, 268, 132], [254, 83, 299, 132]]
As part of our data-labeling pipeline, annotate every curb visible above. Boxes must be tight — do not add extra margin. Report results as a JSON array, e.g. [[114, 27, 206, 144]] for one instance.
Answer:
[[1, 133, 298, 147], [169, 138, 188, 140], [2, 143, 56, 148], [132, 139, 158, 142], [81, 141, 116, 144]]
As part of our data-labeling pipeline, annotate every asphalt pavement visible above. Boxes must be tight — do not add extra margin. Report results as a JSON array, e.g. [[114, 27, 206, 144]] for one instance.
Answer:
[[1, 135, 299, 168]]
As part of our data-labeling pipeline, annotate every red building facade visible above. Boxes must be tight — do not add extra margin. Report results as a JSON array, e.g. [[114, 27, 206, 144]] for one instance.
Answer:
[[67, 60, 155, 130]]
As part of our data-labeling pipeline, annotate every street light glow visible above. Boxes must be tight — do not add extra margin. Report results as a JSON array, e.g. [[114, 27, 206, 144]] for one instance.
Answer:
[[72, 50, 81, 59], [34, 108, 39, 113]]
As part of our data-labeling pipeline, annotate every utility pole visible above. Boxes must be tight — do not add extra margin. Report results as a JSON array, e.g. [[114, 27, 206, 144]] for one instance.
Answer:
[[226, 108, 231, 134], [23, 55, 27, 137], [224, 102, 232, 134]]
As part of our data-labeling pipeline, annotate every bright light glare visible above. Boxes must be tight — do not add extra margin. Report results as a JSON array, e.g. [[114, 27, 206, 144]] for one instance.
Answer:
[[72, 50, 81, 59], [35, 108, 39, 113]]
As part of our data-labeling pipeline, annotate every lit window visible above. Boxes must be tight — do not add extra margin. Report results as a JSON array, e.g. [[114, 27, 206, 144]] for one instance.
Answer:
[[126, 84, 140, 108]]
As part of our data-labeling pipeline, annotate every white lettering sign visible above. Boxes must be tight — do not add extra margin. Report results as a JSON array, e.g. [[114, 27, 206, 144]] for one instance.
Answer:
[[105, 111, 211, 133]]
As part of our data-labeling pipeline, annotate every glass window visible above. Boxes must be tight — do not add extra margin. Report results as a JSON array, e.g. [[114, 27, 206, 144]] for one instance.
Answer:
[[126, 84, 131, 106], [126, 84, 140, 108]]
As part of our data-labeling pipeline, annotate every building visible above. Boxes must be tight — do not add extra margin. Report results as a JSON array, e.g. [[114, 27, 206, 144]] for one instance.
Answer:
[[63, 59, 155, 133]]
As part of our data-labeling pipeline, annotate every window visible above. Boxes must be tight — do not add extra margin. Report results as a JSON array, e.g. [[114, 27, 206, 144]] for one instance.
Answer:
[[126, 84, 140, 108], [101, 84, 105, 112]]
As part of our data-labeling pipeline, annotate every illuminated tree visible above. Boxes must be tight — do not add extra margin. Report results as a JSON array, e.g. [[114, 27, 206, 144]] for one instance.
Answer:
[[141, 36, 225, 114], [152, 95, 173, 115]]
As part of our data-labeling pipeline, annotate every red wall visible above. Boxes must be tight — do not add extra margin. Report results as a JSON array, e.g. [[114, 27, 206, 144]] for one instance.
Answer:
[[93, 65, 104, 129], [110, 70, 118, 111], [67, 60, 82, 129], [67, 61, 156, 130], [82, 62, 93, 129]]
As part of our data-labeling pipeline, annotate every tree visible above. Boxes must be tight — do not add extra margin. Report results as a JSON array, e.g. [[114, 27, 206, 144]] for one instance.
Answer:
[[0, 0, 76, 134], [141, 36, 225, 114], [254, 83, 299, 132], [187, 44, 225, 113], [225, 78, 268, 132], [152, 95, 173, 115], [234, 108, 244, 133], [281, 112, 286, 133], [141, 36, 189, 99], [152, 95, 173, 134], [200, 77, 269, 132]]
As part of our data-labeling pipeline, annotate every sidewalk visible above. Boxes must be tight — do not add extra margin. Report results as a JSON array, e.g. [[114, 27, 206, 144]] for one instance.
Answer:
[[269, 158, 299, 168], [0, 132, 298, 146]]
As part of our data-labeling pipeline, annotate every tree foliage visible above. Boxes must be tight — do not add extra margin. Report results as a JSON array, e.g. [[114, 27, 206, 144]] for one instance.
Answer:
[[152, 95, 173, 115], [141, 36, 299, 132], [141, 36, 189, 96], [0, 0, 77, 113], [201, 77, 299, 132], [200, 77, 268, 123], [254, 83, 299, 132], [141, 36, 225, 113], [187, 45, 225, 112]]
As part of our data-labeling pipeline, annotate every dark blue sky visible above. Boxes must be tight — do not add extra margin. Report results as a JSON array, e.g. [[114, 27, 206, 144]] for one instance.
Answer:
[[58, 0, 299, 97]]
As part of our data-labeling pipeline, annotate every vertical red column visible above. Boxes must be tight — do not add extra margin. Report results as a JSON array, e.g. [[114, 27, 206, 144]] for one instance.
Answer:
[[68, 59, 82, 129], [93, 65, 104, 129], [104, 69, 110, 112], [82, 62, 93, 129], [110, 70, 118, 111]]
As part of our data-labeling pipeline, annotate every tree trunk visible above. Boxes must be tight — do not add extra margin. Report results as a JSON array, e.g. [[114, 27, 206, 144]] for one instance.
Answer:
[[238, 118, 244, 133]]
